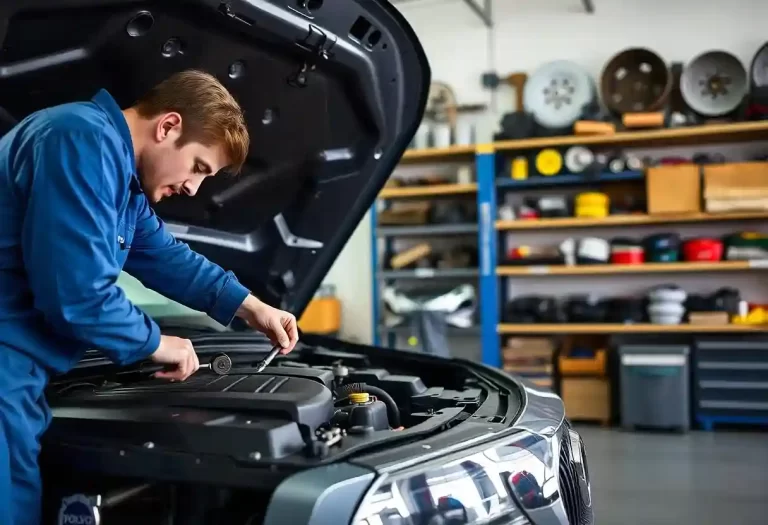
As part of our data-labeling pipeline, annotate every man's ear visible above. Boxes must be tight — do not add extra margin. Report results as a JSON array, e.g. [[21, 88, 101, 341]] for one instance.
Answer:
[[155, 112, 182, 143]]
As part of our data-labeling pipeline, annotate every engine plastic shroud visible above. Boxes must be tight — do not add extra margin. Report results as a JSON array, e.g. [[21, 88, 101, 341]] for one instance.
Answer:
[[45, 372, 334, 462]]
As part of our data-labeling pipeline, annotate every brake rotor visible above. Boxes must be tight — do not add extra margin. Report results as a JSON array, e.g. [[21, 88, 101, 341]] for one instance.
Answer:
[[523, 60, 595, 130], [681, 51, 748, 117], [600, 48, 671, 114]]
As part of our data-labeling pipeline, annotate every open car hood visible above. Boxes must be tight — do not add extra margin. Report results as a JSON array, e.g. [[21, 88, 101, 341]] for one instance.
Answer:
[[0, 0, 429, 317]]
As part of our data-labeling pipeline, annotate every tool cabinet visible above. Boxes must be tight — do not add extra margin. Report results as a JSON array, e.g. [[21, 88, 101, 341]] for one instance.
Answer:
[[693, 338, 768, 430]]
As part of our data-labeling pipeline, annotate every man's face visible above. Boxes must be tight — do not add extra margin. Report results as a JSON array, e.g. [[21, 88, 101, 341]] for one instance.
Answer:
[[138, 113, 228, 204]]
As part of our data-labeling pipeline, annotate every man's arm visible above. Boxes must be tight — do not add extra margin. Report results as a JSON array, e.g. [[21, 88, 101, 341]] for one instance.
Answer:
[[123, 196, 250, 327], [124, 199, 299, 352], [21, 128, 161, 365]]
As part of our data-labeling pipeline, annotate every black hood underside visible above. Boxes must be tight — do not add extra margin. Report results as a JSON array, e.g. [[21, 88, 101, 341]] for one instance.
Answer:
[[0, 0, 430, 317]]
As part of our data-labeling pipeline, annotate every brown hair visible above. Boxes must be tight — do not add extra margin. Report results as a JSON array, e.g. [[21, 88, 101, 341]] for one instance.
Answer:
[[134, 70, 249, 173]]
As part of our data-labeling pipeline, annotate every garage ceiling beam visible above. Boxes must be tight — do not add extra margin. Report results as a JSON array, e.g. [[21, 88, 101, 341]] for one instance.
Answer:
[[391, 0, 493, 28], [462, 0, 493, 28]]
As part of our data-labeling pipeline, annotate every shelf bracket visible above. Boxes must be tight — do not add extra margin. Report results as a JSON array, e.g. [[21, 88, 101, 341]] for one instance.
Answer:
[[462, 0, 493, 27]]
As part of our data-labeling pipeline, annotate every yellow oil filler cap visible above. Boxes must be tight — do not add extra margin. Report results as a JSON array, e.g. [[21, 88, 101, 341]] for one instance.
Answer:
[[349, 392, 370, 404]]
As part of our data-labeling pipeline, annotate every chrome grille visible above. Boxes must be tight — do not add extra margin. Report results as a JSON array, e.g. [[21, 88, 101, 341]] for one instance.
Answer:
[[559, 422, 593, 525]]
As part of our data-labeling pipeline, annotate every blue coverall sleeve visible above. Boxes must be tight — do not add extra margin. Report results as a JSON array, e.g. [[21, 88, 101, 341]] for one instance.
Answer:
[[123, 197, 250, 326], [21, 128, 161, 366]]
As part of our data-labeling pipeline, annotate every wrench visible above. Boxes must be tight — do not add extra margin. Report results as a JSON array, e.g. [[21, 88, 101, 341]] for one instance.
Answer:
[[254, 346, 282, 373]]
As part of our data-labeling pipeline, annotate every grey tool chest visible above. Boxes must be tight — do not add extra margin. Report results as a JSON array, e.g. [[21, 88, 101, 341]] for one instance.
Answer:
[[693, 338, 768, 431], [618, 344, 690, 431]]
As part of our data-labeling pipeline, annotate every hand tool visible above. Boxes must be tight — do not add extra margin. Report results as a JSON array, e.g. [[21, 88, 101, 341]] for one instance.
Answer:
[[254, 345, 283, 373], [142, 352, 232, 376], [497, 72, 535, 140], [199, 353, 233, 375]]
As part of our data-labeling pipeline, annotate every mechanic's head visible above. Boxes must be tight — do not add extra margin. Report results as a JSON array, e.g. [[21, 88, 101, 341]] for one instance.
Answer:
[[124, 70, 249, 203]]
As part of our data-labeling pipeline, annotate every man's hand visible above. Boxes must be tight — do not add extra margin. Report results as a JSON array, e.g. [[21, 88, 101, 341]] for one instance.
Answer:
[[236, 295, 299, 354], [150, 335, 200, 381]]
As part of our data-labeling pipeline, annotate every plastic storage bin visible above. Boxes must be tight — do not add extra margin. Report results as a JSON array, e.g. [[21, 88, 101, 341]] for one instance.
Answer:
[[559, 348, 607, 376], [618, 344, 690, 431]]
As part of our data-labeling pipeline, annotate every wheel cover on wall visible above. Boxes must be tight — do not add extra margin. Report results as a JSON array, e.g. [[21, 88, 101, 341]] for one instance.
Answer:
[[523, 60, 595, 130], [426, 81, 458, 123], [600, 47, 671, 114], [750, 43, 768, 87], [681, 50, 748, 117]]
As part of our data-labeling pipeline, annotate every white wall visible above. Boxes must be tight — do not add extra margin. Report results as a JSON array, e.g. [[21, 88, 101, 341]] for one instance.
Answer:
[[325, 0, 768, 343], [324, 211, 373, 343]]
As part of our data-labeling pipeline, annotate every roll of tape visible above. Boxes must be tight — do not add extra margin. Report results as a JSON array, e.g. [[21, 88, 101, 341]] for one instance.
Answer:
[[535, 148, 563, 176]]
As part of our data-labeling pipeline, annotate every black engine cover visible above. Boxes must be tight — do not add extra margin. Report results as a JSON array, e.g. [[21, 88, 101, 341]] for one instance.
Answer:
[[46, 371, 333, 464]]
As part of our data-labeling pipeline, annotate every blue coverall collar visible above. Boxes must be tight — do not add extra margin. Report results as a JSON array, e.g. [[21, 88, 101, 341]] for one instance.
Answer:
[[91, 89, 142, 193]]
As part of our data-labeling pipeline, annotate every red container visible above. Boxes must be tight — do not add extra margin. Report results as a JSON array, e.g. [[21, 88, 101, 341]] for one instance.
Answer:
[[611, 247, 645, 264], [683, 238, 724, 262]]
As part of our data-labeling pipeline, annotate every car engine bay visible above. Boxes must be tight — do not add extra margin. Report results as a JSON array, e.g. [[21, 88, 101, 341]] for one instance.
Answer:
[[42, 334, 520, 524]]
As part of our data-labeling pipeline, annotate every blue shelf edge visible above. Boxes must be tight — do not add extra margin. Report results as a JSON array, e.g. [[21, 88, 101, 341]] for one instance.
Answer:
[[477, 151, 501, 368], [497, 170, 643, 189], [697, 415, 768, 431]]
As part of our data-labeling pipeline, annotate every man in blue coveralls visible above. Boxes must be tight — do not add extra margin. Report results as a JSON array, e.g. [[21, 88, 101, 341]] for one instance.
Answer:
[[0, 69, 300, 524]]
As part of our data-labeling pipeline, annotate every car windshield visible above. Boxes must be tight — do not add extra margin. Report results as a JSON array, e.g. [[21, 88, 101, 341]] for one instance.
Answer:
[[118, 271, 208, 321]]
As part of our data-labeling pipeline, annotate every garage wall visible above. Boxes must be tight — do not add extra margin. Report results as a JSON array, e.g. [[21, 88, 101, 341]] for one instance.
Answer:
[[324, 0, 768, 344]]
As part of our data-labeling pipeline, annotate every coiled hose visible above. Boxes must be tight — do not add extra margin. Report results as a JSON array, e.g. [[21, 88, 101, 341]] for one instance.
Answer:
[[336, 382, 401, 428]]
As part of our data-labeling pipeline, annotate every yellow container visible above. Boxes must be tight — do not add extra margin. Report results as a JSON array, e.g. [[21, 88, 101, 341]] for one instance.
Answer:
[[575, 192, 609, 207], [535, 148, 563, 176], [575, 205, 609, 218], [559, 348, 607, 377], [299, 297, 341, 334], [575, 192, 609, 218]]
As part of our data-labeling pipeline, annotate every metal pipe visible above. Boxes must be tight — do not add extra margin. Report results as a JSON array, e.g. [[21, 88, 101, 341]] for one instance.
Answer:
[[461, 0, 493, 27]]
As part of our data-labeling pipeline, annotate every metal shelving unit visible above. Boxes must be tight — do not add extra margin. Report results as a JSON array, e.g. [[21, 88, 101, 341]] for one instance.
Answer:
[[382, 325, 482, 336], [371, 121, 768, 368], [378, 268, 480, 280], [377, 223, 478, 236]]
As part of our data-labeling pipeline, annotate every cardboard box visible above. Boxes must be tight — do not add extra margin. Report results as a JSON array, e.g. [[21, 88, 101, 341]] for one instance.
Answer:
[[561, 378, 610, 424], [646, 164, 701, 215], [703, 162, 768, 212]]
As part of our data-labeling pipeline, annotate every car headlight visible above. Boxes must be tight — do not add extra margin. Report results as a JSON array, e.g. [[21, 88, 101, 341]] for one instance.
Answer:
[[353, 430, 575, 525]]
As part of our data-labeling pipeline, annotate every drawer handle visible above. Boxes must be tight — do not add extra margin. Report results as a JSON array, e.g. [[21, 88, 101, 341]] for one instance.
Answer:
[[621, 355, 686, 366]]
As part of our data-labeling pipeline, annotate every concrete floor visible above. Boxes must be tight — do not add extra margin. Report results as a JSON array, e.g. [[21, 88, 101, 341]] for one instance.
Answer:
[[576, 426, 768, 525]]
